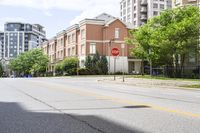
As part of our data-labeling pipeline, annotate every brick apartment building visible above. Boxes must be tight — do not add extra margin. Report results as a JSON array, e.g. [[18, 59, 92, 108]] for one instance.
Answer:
[[42, 13, 142, 74]]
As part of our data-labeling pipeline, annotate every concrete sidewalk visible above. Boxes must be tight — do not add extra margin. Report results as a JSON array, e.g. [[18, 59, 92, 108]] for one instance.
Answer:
[[99, 76, 200, 90]]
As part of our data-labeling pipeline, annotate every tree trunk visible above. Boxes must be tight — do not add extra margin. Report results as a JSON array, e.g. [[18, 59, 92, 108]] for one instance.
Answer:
[[180, 54, 185, 78]]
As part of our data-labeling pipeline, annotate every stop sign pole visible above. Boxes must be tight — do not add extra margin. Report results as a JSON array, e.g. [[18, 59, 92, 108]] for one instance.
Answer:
[[111, 48, 120, 80]]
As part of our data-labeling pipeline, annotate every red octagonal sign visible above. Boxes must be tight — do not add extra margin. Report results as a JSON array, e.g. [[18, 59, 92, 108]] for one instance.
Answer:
[[111, 48, 120, 56]]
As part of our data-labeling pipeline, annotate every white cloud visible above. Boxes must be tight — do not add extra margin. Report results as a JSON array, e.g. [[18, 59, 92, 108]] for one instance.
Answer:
[[70, 1, 120, 25], [0, 0, 93, 11], [0, 0, 120, 22]]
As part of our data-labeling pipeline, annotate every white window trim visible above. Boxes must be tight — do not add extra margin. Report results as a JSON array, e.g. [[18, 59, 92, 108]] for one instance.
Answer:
[[90, 43, 96, 54]]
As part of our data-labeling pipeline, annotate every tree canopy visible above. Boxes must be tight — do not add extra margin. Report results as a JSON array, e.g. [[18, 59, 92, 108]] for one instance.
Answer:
[[9, 49, 49, 76], [85, 52, 108, 75], [0, 63, 3, 77], [126, 6, 200, 77]]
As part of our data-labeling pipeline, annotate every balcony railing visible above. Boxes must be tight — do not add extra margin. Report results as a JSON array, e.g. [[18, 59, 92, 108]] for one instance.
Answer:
[[140, 15, 147, 20], [140, 7, 147, 12], [140, 0, 147, 5]]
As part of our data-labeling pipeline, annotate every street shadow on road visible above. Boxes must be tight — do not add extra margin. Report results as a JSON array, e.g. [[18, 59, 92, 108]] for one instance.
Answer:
[[0, 102, 146, 133]]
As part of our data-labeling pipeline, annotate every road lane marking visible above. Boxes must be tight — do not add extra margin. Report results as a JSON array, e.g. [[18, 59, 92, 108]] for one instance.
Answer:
[[28, 80, 200, 119]]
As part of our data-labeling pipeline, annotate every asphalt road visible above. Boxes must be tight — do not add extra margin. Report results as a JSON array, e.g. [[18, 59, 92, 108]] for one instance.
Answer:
[[0, 77, 200, 133]]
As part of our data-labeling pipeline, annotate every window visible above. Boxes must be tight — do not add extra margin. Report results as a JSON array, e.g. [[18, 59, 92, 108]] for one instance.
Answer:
[[81, 29, 85, 40], [134, 13, 136, 18], [127, 7, 130, 13], [123, 16, 126, 22], [127, 15, 131, 22], [61, 38, 64, 45], [160, 4, 165, 9], [115, 28, 120, 39], [81, 44, 85, 55], [134, 21, 136, 25], [68, 35, 71, 44], [90, 43, 96, 54], [153, 11, 158, 16], [68, 48, 71, 56], [153, 3, 158, 8], [127, 0, 130, 5], [72, 47, 75, 55], [123, 2, 126, 8], [72, 34, 75, 42], [123, 9, 126, 15], [134, 6, 136, 11]]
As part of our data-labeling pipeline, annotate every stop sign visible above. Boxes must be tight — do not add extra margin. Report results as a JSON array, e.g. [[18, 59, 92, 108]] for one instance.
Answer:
[[111, 48, 120, 56]]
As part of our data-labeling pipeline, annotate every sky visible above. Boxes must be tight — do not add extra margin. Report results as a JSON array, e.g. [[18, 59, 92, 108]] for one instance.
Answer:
[[0, 0, 120, 38]]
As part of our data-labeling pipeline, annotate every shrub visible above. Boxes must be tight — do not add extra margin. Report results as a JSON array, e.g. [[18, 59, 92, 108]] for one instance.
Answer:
[[55, 63, 63, 76], [61, 57, 78, 75], [77, 68, 91, 75]]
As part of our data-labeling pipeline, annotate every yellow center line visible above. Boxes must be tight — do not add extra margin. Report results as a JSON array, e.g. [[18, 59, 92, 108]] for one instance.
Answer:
[[28, 80, 200, 119]]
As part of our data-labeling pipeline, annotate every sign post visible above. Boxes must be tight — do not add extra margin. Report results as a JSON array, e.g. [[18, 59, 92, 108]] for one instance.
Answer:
[[111, 48, 120, 80]]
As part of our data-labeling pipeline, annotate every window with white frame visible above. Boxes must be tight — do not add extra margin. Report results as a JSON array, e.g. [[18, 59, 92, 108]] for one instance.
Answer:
[[68, 48, 71, 56], [115, 28, 120, 39], [68, 35, 71, 44], [81, 29, 85, 40], [61, 38, 64, 45], [72, 47, 75, 55], [90, 43, 96, 54], [72, 34, 75, 42], [81, 44, 85, 55]]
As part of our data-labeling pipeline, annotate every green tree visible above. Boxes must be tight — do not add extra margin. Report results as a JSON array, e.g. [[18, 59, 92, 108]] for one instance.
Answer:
[[91, 52, 101, 74], [0, 63, 3, 77], [61, 57, 78, 75], [97, 56, 108, 75], [85, 53, 108, 75], [127, 6, 200, 77], [55, 63, 63, 75], [85, 56, 93, 70], [9, 49, 49, 76]]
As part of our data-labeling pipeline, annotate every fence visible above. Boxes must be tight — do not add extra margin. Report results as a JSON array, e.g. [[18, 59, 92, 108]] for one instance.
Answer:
[[144, 66, 200, 79]]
